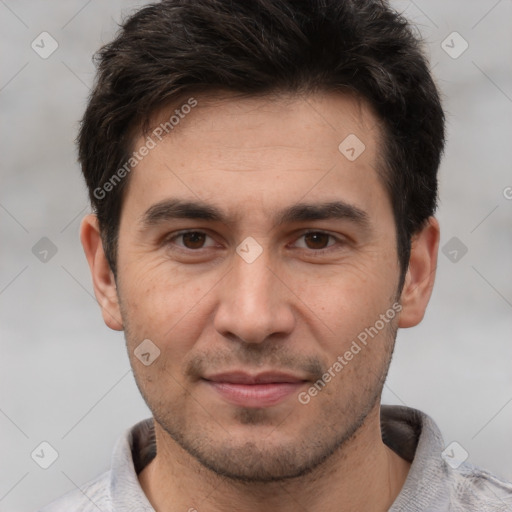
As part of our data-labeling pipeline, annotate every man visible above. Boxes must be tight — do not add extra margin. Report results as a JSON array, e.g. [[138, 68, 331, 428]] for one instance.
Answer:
[[40, 0, 512, 510]]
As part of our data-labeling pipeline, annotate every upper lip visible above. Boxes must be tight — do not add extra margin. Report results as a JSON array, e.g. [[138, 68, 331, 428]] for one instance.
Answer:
[[203, 371, 308, 384]]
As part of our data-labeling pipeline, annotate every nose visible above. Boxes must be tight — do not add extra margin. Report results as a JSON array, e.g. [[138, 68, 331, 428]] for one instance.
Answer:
[[213, 248, 296, 345]]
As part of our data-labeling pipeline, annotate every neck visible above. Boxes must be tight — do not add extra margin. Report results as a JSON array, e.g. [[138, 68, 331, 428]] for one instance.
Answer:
[[138, 404, 411, 512]]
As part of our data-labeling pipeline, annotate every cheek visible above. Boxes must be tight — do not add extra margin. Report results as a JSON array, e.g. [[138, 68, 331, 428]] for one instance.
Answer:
[[290, 259, 396, 336], [118, 262, 219, 362]]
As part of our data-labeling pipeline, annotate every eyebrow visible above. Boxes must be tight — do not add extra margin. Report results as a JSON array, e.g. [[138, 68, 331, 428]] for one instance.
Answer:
[[140, 198, 370, 230]]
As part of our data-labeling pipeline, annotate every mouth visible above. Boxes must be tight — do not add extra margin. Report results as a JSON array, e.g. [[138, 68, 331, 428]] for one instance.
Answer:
[[202, 371, 309, 408]]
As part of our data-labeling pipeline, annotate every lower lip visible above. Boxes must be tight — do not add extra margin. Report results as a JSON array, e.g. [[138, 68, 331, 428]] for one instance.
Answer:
[[205, 380, 305, 408]]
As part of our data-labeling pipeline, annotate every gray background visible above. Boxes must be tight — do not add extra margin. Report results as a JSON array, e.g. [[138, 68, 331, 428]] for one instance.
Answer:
[[1, 1, 511, 511]]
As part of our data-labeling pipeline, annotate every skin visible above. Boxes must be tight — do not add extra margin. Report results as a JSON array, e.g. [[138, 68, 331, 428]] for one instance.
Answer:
[[81, 91, 439, 512]]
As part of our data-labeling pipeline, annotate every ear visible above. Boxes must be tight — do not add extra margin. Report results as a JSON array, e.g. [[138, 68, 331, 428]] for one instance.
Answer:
[[80, 214, 123, 331], [398, 217, 440, 328]]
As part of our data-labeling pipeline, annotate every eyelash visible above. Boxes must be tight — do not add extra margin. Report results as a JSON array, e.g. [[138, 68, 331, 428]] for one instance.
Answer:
[[165, 230, 345, 255]]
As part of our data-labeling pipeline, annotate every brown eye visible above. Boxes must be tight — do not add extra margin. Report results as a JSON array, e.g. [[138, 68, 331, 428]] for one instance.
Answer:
[[181, 231, 207, 249], [303, 232, 332, 250]]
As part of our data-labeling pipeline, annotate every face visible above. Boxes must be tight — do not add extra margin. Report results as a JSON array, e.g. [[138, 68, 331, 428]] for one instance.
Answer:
[[110, 92, 405, 481]]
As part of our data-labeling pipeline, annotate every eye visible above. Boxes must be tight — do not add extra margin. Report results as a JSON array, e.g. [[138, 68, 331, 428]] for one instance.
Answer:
[[291, 231, 341, 251], [165, 229, 345, 254], [167, 230, 217, 250]]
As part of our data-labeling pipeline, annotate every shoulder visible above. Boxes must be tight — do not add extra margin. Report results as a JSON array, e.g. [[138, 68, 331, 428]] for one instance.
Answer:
[[36, 418, 155, 512], [383, 405, 512, 511], [37, 470, 112, 512], [447, 463, 512, 511]]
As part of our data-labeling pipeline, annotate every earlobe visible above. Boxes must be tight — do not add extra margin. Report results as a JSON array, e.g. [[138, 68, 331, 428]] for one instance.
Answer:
[[398, 217, 440, 328], [80, 214, 124, 331]]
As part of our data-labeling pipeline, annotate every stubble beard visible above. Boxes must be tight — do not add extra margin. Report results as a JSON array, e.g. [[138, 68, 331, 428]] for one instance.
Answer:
[[125, 332, 397, 483]]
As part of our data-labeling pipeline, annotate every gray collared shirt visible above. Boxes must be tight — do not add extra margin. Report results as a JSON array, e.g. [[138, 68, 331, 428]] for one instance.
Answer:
[[38, 405, 512, 511]]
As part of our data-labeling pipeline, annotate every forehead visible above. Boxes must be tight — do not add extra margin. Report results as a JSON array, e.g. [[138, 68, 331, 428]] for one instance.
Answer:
[[144, 90, 381, 154], [123, 91, 387, 222]]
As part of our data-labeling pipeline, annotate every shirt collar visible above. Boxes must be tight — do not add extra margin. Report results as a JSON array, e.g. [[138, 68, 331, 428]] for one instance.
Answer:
[[383, 405, 452, 511], [110, 417, 155, 511]]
